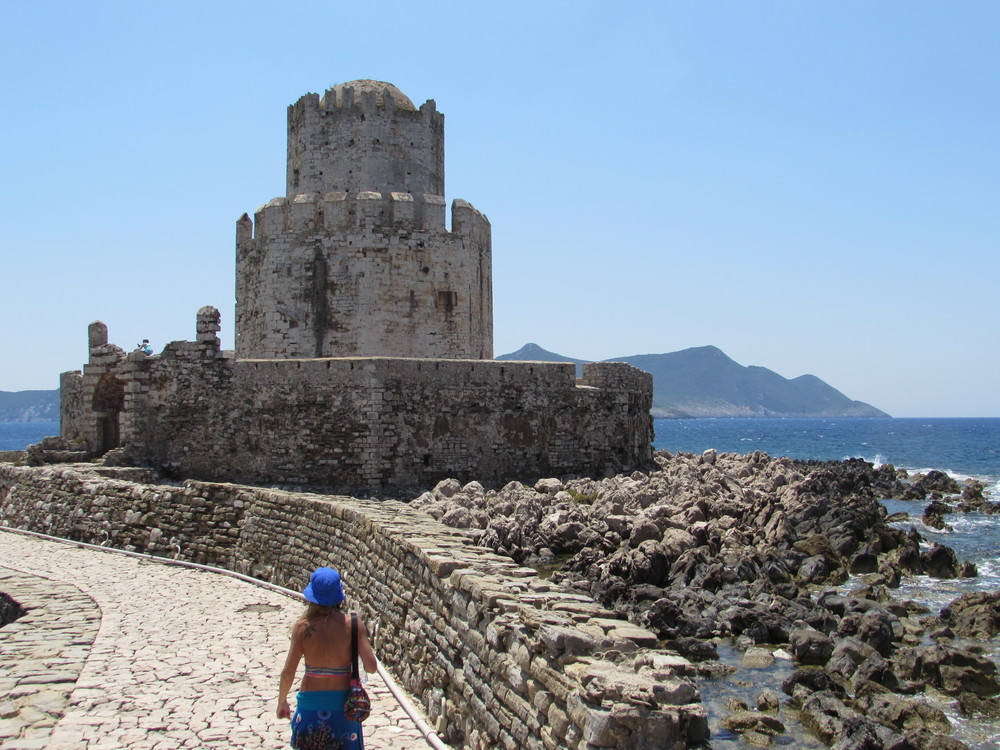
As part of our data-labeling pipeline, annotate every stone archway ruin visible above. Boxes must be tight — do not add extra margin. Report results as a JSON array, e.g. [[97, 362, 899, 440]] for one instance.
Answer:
[[92, 372, 125, 453]]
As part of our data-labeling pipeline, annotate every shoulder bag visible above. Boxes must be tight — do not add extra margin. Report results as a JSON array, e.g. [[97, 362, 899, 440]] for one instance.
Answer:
[[344, 613, 372, 722]]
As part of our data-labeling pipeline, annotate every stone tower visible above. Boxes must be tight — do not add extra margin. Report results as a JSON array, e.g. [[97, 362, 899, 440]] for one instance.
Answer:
[[236, 80, 493, 360]]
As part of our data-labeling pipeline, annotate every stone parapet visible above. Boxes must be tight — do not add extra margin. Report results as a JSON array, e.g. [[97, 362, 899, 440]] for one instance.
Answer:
[[244, 191, 488, 237], [0, 464, 708, 749], [111, 356, 651, 488]]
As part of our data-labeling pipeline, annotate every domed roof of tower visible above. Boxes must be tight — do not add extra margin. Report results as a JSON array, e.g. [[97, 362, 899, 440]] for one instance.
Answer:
[[327, 80, 416, 111]]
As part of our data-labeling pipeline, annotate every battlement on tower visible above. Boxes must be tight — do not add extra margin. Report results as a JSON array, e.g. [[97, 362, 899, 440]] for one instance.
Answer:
[[286, 80, 444, 199], [237, 191, 489, 240]]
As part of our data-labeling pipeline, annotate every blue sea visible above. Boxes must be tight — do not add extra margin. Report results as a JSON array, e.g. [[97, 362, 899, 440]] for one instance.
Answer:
[[0, 421, 59, 451]]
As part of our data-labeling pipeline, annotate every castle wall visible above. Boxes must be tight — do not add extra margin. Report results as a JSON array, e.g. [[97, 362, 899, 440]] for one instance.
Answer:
[[120, 353, 651, 488], [0, 464, 707, 749], [236, 191, 492, 360]]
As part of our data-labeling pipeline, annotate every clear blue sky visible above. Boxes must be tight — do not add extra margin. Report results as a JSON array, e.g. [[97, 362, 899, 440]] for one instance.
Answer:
[[2, 1, 997, 417]]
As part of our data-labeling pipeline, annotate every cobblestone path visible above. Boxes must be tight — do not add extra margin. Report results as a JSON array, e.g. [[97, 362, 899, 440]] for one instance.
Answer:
[[0, 530, 436, 749]]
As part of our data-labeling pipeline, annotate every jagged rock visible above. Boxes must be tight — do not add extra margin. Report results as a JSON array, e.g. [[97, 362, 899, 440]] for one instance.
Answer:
[[756, 688, 781, 712], [957, 691, 1000, 718], [534, 477, 563, 494], [789, 629, 834, 665], [940, 591, 1000, 639], [836, 610, 898, 657], [826, 637, 878, 685], [914, 470, 962, 496], [894, 644, 1000, 697], [922, 500, 953, 530], [781, 668, 843, 707], [904, 729, 970, 749], [662, 638, 718, 663], [719, 711, 785, 736], [799, 690, 906, 749], [921, 544, 963, 579], [433, 477, 463, 498], [854, 681, 951, 734]]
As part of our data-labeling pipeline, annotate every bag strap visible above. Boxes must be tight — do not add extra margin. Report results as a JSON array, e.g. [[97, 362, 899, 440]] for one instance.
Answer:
[[350, 612, 360, 681]]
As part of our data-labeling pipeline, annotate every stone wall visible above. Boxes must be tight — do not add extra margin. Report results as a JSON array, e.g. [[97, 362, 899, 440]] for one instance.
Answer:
[[129, 355, 650, 488], [0, 464, 707, 749], [63, 312, 653, 489]]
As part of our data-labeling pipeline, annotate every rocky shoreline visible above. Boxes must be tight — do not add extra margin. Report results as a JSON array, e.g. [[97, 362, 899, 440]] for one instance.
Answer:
[[412, 451, 1000, 749]]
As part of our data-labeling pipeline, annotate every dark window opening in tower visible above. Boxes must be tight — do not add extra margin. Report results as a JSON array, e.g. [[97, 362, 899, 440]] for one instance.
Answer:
[[437, 291, 457, 314]]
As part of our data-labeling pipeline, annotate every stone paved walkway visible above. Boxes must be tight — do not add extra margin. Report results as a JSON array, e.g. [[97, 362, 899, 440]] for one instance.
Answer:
[[0, 530, 436, 749]]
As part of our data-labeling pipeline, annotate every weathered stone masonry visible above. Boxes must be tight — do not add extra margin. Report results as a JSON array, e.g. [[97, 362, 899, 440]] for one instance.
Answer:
[[0, 464, 708, 749], [237, 80, 492, 361], [59, 80, 653, 488], [63, 311, 651, 489]]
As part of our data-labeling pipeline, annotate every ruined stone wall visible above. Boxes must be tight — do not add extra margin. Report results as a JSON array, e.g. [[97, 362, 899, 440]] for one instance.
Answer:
[[235, 191, 492, 361], [121, 354, 651, 488], [0, 464, 706, 749], [59, 370, 84, 443]]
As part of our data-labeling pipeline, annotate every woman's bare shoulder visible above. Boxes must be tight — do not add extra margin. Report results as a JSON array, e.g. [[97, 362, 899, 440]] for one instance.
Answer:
[[290, 618, 310, 640]]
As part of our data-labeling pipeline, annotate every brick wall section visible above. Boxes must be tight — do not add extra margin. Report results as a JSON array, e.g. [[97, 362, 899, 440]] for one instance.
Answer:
[[0, 464, 707, 749]]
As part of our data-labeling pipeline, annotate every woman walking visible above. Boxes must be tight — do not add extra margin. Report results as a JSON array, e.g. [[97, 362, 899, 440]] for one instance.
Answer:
[[277, 567, 378, 749]]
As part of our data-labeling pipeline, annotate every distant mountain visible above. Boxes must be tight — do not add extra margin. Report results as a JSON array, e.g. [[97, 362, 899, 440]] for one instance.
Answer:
[[496, 343, 586, 375], [496, 343, 889, 418], [0, 390, 59, 422], [4, 344, 889, 422]]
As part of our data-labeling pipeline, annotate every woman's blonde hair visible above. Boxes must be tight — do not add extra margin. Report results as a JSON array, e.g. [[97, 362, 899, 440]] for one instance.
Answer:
[[297, 601, 343, 624]]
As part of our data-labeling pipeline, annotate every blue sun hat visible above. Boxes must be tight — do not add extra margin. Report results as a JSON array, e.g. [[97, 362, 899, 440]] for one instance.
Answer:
[[302, 567, 346, 606]]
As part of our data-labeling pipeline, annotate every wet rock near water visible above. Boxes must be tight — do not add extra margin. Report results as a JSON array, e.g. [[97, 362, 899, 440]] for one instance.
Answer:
[[415, 449, 996, 748]]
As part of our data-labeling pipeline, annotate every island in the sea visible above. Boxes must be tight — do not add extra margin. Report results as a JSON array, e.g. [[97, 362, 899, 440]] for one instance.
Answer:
[[3, 343, 887, 422], [497, 343, 889, 419]]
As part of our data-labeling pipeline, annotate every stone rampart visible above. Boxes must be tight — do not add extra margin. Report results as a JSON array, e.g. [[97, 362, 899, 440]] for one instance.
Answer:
[[0, 463, 707, 749], [70, 324, 652, 488]]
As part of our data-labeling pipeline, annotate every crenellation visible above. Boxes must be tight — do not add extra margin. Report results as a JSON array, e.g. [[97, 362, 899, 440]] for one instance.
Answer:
[[236, 212, 253, 244], [259, 196, 287, 237], [390, 191, 415, 227], [421, 193, 447, 230], [451, 199, 490, 245], [355, 190, 383, 226], [289, 192, 320, 230], [322, 191, 349, 228]]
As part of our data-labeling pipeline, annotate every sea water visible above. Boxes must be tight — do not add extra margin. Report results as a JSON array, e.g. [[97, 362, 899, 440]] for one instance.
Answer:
[[0, 421, 58, 451]]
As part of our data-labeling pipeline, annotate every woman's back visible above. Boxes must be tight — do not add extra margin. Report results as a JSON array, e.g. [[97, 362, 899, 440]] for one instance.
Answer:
[[296, 611, 353, 690]]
